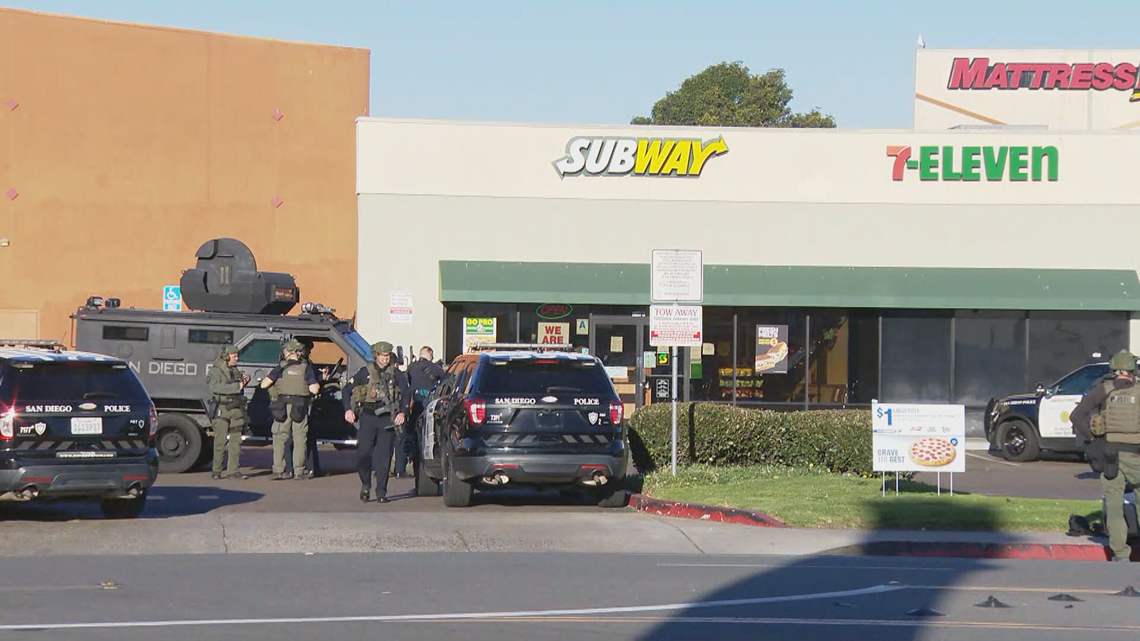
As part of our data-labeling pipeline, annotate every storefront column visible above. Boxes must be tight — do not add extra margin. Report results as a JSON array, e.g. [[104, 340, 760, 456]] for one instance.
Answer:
[[1130, 318, 1140, 355]]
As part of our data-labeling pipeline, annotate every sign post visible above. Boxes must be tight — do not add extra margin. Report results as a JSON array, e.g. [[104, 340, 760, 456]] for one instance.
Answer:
[[650, 249, 703, 476]]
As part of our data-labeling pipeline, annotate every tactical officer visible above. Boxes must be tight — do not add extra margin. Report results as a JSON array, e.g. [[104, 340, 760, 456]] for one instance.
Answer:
[[261, 339, 320, 480], [1072, 349, 1140, 562], [396, 346, 446, 479], [343, 341, 410, 503], [206, 345, 250, 480]]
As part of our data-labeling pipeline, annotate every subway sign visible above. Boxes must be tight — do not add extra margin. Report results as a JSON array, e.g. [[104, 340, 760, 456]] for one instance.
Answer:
[[553, 136, 728, 178], [886, 145, 1059, 182], [948, 57, 1140, 101]]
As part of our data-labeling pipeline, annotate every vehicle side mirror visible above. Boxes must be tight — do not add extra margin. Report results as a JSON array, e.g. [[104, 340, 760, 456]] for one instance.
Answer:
[[1035, 382, 1046, 394]]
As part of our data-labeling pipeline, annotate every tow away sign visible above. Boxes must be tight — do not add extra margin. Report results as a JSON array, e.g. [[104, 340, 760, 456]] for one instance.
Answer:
[[649, 305, 703, 348]]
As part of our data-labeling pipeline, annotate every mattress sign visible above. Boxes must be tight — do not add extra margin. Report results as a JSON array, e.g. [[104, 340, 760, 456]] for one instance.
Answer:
[[871, 402, 966, 473]]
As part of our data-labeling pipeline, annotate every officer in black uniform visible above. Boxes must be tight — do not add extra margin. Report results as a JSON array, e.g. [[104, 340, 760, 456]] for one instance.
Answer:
[[394, 346, 447, 479], [343, 341, 410, 503]]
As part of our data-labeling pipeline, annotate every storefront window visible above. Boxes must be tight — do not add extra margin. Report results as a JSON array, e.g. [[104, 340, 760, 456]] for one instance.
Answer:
[[443, 303, 519, 363], [808, 311, 880, 406], [881, 312, 952, 403], [736, 310, 807, 405], [518, 303, 590, 351], [953, 311, 1026, 407], [1027, 312, 1128, 388], [690, 308, 735, 402]]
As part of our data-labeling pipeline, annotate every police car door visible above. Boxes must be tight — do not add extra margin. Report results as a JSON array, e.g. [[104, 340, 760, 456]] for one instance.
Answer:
[[1038, 366, 1106, 439]]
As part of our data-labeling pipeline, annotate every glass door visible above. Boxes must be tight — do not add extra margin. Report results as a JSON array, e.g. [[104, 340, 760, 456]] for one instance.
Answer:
[[590, 316, 648, 416]]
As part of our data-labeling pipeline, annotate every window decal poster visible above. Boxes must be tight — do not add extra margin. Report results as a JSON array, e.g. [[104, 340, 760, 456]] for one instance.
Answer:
[[755, 325, 789, 374]]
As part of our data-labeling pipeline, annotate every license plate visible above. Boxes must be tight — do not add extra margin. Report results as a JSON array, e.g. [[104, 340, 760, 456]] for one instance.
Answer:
[[70, 417, 103, 435], [536, 412, 562, 430]]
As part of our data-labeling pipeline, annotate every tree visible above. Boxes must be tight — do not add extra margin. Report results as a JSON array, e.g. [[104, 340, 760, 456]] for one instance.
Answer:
[[632, 61, 835, 128]]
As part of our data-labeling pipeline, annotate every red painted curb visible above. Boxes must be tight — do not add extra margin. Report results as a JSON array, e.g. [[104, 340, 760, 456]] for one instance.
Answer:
[[839, 541, 1131, 562], [628, 493, 789, 528]]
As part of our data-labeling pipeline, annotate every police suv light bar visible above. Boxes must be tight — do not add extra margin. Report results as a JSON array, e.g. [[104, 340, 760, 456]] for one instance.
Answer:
[[470, 343, 577, 352], [0, 339, 65, 352]]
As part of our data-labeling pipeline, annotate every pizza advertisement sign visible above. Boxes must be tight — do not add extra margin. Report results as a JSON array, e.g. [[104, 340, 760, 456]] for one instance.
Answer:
[[871, 402, 966, 473]]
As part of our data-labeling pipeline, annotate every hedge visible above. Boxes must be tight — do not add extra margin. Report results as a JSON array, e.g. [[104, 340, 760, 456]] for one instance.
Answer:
[[627, 402, 874, 476]]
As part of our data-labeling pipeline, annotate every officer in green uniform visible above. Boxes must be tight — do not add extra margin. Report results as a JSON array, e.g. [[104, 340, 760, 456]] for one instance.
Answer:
[[343, 341, 410, 503], [206, 345, 250, 480], [1072, 349, 1140, 562], [260, 339, 320, 480]]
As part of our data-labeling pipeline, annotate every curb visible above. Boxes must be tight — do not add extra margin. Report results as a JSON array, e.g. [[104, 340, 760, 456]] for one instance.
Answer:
[[823, 541, 1132, 562], [628, 493, 789, 528]]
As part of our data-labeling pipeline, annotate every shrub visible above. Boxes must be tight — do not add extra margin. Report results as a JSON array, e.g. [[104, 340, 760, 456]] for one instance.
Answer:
[[628, 402, 873, 475]]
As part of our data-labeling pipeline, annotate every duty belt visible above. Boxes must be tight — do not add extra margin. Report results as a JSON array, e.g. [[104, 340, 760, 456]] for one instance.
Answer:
[[361, 402, 393, 416], [216, 395, 244, 409]]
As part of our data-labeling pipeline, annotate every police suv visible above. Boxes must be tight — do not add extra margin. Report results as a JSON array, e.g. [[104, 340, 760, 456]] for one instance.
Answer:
[[0, 340, 159, 518], [416, 344, 629, 508], [985, 360, 1113, 462]]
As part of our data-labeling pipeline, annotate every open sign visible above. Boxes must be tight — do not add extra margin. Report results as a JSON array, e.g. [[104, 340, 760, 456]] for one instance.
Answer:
[[536, 303, 573, 320]]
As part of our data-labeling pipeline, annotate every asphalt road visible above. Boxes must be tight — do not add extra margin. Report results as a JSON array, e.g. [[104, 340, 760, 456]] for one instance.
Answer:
[[0, 552, 1137, 641], [915, 448, 1101, 500]]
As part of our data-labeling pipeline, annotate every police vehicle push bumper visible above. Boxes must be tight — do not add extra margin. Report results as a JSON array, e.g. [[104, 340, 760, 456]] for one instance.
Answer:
[[450, 439, 628, 487], [0, 450, 159, 500]]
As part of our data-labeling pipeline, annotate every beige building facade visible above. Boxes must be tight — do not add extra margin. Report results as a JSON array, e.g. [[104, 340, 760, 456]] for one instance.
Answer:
[[356, 117, 1140, 427]]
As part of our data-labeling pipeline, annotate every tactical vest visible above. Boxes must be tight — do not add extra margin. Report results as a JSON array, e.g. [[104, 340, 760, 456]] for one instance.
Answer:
[[352, 362, 401, 411], [1098, 381, 1140, 441], [212, 360, 241, 398], [275, 360, 313, 397]]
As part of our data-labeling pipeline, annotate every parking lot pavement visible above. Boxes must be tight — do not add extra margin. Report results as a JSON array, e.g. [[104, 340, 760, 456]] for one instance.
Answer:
[[915, 449, 1101, 500]]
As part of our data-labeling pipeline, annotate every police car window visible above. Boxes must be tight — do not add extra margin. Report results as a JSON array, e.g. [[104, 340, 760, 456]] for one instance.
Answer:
[[477, 359, 612, 395], [1055, 366, 1107, 395], [2, 362, 149, 402], [102, 326, 148, 342], [239, 339, 283, 364], [189, 329, 233, 345], [461, 361, 480, 395]]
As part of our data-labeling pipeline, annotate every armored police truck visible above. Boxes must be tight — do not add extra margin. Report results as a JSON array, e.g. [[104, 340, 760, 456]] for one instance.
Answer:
[[72, 238, 374, 473]]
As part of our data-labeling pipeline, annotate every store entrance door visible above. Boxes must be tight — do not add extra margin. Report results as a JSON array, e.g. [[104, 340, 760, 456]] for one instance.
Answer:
[[590, 316, 649, 417]]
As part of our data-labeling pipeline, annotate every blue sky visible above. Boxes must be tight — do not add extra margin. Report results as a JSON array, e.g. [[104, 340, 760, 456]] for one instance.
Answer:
[[7, 0, 1140, 128]]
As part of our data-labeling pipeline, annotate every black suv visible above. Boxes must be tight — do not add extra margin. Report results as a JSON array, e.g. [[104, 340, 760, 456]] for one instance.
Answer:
[[0, 341, 159, 518], [416, 345, 629, 508]]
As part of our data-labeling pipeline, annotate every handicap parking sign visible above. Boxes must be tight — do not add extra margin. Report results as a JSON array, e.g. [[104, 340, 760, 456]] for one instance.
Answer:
[[163, 285, 182, 312]]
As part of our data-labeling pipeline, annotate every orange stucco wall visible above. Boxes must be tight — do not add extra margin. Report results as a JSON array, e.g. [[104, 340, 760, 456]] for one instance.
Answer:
[[0, 8, 369, 343]]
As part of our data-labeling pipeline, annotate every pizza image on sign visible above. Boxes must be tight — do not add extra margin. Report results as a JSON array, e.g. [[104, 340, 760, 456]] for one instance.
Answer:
[[755, 340, 789, 373], [908, 437, 957, 467]]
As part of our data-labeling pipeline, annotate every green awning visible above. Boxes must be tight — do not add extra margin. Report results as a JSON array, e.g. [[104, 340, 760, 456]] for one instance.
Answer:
[[439, 261, 1140, 312]]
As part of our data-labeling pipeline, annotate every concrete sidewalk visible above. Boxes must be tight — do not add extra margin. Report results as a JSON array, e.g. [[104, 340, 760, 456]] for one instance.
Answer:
[[0, 508, 1105, 558]]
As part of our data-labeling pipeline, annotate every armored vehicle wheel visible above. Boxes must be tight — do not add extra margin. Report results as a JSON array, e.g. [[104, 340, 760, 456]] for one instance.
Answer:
[[156, 413, 203, 474]]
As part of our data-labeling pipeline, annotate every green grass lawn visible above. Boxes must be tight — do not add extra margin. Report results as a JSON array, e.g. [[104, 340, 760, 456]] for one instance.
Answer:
[[641, 465, 1102, 532]]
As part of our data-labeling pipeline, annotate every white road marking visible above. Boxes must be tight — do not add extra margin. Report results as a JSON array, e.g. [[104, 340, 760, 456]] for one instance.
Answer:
[[656, 563, 956, 572], [0, 584, 904, 631], [967, 452, 1020, 467]]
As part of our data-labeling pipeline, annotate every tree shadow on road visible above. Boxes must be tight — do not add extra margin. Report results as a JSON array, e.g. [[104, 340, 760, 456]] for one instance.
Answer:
[[633, 498, 1120, 640]]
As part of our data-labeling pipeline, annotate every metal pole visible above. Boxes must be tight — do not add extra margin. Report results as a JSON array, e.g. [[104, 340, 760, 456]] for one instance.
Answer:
[[895, 473, 899, 496], [671, 344, 678, 476], [937, 472, 941, 496], [882, 472, 886, 498], [950, 473, 954, 496]]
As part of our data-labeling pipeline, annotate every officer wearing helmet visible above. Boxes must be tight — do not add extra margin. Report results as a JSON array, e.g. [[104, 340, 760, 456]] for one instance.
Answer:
[[1071, 349, 1140, 562], [206, 345, 250, 480], [342, 341, 410, 503], [260, 338, 320, 480]]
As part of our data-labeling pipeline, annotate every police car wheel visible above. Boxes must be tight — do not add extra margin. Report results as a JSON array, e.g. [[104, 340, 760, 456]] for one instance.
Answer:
[[997, 419, 1040, 463], [597, 478, 630, 508], [155, 413, 203, 474], [442, 451, 473, 508], [416, 460, 440, 497]]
